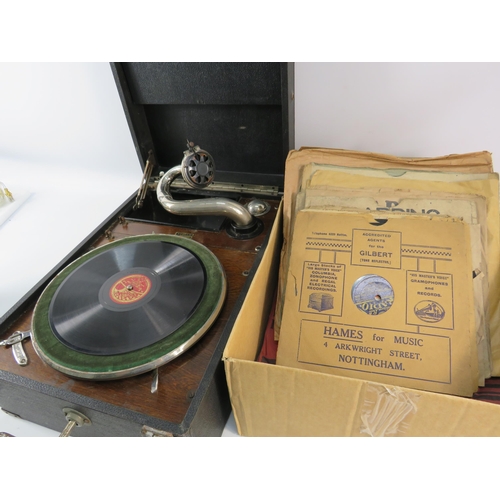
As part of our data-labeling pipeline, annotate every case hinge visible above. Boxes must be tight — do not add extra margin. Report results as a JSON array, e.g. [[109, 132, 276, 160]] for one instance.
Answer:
[[141, 425, 174, 437], [134, 150, 156, 210]]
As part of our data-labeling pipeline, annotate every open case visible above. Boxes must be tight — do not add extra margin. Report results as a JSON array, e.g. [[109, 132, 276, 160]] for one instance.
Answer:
[[0, 62, 294, 437]]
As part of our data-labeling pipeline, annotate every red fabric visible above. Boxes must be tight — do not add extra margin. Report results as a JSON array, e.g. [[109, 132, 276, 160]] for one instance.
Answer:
[[257, 293, 278, 364], [473, 378, 500, 404]]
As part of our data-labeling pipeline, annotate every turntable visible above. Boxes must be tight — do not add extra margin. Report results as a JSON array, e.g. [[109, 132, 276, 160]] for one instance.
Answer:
[[0, 63, 294, 436]]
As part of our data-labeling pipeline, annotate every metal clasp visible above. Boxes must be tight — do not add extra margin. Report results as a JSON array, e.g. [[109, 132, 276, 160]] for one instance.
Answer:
[[0, 330, 31, 366], [141, 425, 173, 437]]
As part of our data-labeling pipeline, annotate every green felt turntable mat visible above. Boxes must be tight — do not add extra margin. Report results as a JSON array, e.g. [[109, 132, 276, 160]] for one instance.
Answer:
[[31, 234, 226, 380]]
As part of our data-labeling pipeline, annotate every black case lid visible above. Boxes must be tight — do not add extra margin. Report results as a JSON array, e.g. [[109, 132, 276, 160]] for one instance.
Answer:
[[111, 63, 294, 189]]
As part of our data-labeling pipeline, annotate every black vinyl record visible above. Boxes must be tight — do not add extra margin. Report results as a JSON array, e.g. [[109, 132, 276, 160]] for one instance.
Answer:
[[48, 240, 206, 355]]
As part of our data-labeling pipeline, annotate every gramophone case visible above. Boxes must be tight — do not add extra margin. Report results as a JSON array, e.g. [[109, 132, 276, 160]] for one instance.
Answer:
[[0, 63, 294, 436]]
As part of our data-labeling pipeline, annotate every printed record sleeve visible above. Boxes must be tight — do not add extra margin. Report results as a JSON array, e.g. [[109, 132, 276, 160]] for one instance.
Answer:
[[293, 187, 491, 384], [276, 209, 479, 397], [300, 164, 500, 376]]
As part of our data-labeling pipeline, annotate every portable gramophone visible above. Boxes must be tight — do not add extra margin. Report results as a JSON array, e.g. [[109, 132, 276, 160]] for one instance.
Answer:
[[0, 63, 294, 436]]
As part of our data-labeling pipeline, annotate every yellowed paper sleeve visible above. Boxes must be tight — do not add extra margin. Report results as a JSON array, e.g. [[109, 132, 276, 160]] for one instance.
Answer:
[[283, 148, 493, 242], [294, 189, 490, 383], [276, 209, 478, 397], [277, 162, 499, 373], [300, 167, 499, 373], [277, 148, 494, 347]]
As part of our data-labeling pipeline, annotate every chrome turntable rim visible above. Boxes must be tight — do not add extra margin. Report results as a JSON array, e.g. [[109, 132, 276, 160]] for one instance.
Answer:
[[31, 234, 226, 380]]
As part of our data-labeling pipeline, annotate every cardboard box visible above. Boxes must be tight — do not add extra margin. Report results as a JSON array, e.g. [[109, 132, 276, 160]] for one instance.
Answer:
[[223, 203, 500, 436]]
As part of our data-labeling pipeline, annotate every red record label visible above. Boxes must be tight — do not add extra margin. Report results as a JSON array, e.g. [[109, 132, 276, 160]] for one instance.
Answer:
[[109, 274, 152, 304]]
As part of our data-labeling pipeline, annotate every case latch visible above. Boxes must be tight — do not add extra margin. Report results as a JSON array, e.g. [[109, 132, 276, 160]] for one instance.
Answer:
[[0, 330, 30, 366], [141, 425, 174, 437]]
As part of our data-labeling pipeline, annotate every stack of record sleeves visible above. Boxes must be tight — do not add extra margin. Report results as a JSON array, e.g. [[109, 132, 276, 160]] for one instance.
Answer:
[[273, 147, 499, 397]]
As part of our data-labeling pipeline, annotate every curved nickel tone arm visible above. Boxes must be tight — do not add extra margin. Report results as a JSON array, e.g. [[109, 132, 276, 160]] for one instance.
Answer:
[[156, 143, 262, 238], [156, 165, 254, 227]]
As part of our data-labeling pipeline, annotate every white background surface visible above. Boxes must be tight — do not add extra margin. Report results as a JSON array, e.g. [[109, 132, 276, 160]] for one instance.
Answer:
[[0, 62, 499, 438], [295, 62, 500, 159], [0, 64, 141, 320]]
